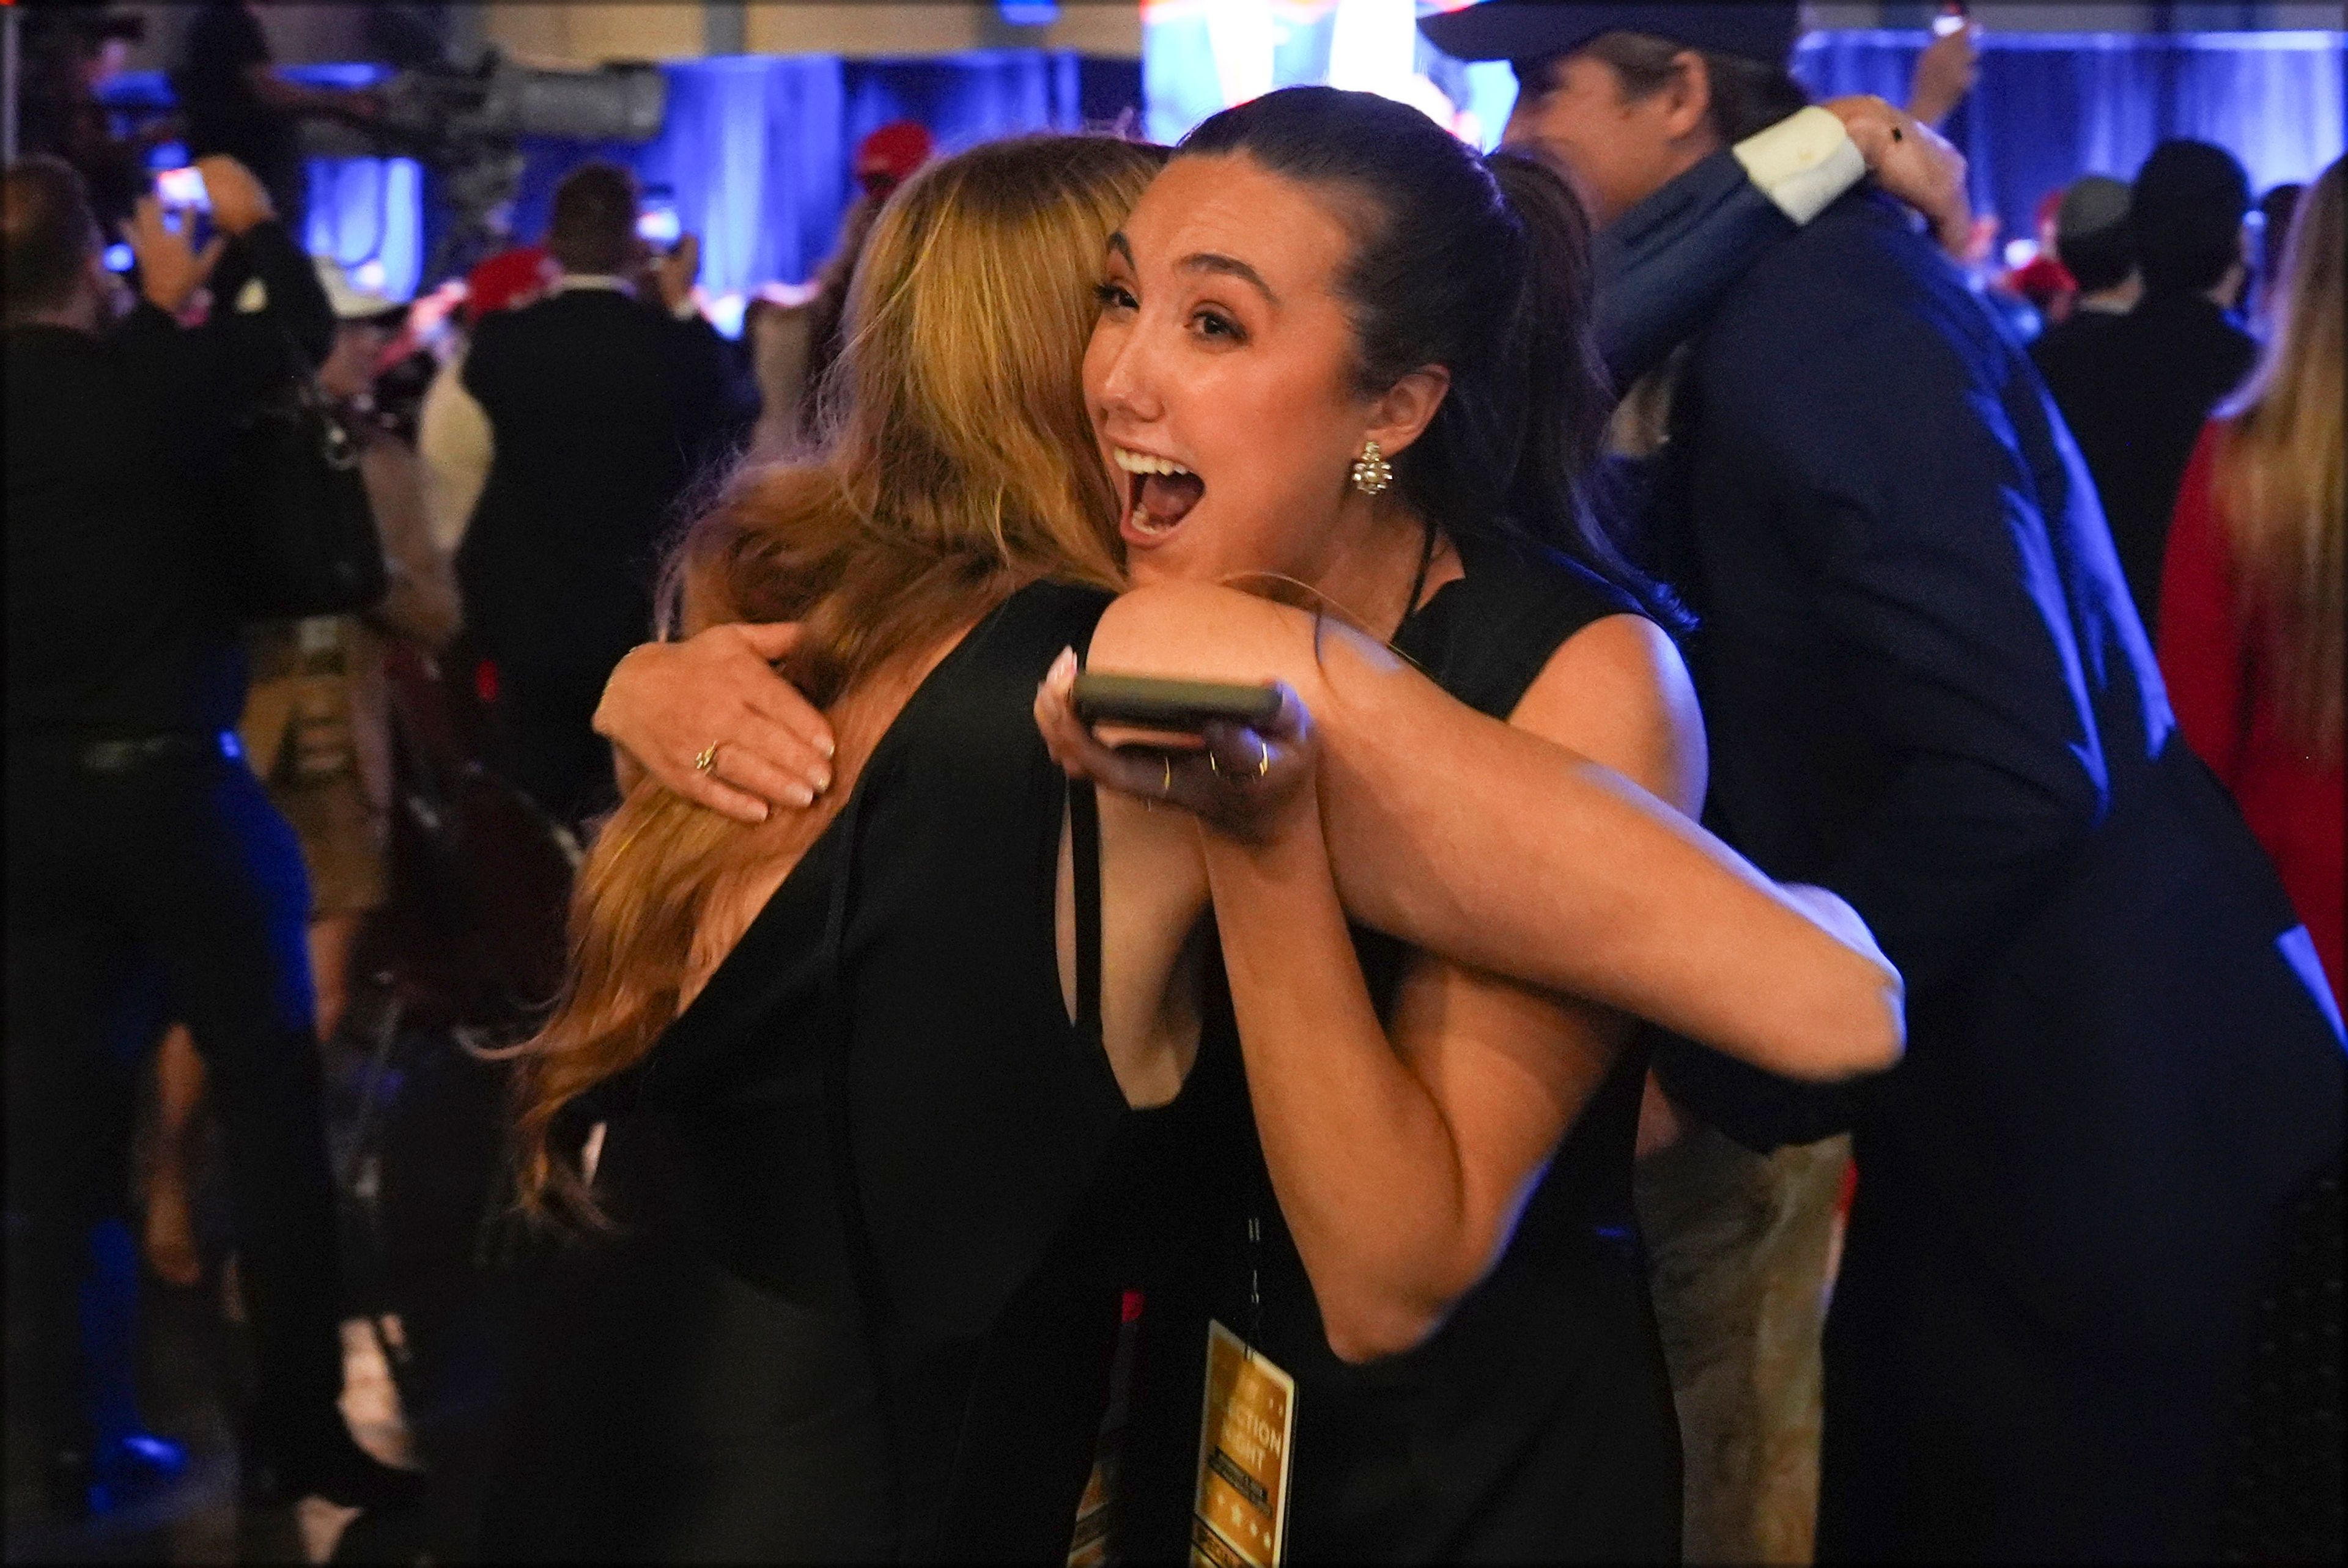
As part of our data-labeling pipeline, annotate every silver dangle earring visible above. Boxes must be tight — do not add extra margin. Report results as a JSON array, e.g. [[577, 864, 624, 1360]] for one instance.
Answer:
[[1349, 438, 1392, 496]]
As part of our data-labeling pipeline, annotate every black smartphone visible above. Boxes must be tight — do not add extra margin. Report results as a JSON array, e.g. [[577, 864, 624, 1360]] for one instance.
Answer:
[[1072, 672, 1282, 733]]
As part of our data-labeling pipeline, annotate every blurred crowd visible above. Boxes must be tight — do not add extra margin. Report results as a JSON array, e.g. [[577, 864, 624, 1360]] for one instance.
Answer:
[[4, 2, 2341, 1564]]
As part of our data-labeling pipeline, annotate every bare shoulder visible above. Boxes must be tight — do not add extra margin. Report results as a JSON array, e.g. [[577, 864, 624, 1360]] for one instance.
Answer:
[[1510, 614, 1707, 814]]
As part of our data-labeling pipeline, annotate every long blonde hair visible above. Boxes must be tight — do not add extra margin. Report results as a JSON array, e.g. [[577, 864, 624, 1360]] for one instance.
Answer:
[[504, 134, 1164, 1225], [2212, 154, 2342, 759]]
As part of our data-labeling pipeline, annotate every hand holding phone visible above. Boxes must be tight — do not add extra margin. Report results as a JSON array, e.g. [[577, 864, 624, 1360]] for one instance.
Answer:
[[637, 204, 681, 254], [1910, 4, 1980, 129], [121, 194, 226, 316], [1041, 660, 1316, 845]]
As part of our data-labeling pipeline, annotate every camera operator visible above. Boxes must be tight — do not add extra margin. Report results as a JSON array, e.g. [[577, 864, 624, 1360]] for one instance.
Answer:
[[4, 153, 421, 1519], [174, 0, 385, 240]]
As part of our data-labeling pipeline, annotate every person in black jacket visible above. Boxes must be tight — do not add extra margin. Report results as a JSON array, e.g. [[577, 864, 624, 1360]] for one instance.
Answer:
[[1428, 6, 2343, 1561], [174, 0, 383, 240], [453, 160, 759, 832], [2032, 139, 2259, 634], [4, 154, 421, 1520]]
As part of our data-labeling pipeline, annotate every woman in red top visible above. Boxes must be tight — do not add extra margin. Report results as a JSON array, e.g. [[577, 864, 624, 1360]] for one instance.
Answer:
[[2157, 154, 2342, 1009]]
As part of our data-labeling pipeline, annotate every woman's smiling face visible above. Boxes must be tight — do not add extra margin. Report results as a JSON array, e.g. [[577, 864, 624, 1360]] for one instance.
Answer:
[[1083, 152, 1385, 591]]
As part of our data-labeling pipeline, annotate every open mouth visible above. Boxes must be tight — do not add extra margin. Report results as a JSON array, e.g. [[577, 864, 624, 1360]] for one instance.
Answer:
[[1112, 447, 1205, 540]]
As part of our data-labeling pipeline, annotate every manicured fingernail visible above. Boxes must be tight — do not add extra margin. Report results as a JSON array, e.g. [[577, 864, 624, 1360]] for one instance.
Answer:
[[1051, 647, 1077, 686], [756, 804, 771, 823], [818, 734, 836, 759], [784, 783, 814, 807], [810, 767, 832, 794]]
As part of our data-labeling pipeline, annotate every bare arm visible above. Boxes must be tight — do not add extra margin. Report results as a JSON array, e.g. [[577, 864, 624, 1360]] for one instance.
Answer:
[[602, 578, 1901, 1078], [1203, 615, 1706, 1361], [1906, 24, 1981, 131], [1056, 581, 1903, 1083]]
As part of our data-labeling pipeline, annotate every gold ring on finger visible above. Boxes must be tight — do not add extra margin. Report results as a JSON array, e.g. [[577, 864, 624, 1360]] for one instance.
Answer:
[[694, 742, 722, 774]]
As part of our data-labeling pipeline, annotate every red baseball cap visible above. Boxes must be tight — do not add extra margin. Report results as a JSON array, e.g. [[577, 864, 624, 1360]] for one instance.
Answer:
[[463, 244, 553, 325], [855, 121, 934, 194]]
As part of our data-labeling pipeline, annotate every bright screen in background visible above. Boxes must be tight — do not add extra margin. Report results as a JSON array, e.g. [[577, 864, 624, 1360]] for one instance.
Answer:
[[1142, 0, 1518, 149]]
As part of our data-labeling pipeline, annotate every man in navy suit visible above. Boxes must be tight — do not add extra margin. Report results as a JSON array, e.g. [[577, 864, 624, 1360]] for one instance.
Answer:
[[456, 161, 759, 831], [1423, 3, 2344, 1559]]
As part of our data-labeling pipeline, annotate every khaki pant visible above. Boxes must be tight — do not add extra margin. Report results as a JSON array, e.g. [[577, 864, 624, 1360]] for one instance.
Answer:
[[1636, 1123, 1850, 1565]]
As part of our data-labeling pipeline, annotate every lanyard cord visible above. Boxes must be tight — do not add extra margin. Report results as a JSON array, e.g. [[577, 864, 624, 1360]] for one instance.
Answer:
[[1396, 515, 1440, 643]]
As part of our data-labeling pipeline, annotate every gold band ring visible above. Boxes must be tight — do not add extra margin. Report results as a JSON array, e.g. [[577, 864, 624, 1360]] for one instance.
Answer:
[[1207, 738, 1273, 779], [1161, 755, 1174, 796], [694, 743, 722, 774]]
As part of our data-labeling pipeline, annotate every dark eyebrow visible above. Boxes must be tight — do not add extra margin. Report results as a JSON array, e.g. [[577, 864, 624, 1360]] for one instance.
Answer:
[[1107, 231, 1134, 266], [1178, 251, 1279, 306]]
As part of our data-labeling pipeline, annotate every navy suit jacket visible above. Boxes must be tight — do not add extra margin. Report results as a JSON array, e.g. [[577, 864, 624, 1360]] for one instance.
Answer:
[[1642, 189, 2342, 1557], [457, 288, 759, 684]]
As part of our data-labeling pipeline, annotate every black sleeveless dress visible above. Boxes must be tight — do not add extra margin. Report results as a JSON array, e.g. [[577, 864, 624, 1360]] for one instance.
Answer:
[[479, 580, 1141, 1562], [1121, 534, 1685, 1563]]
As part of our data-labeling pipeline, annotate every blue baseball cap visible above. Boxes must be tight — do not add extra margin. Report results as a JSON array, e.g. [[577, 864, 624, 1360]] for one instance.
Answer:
[[1419, 2, 1801, 69]]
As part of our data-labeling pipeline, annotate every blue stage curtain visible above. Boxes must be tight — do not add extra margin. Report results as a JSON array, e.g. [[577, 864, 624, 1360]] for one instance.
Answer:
[[1793, 30, 2346, 243], [303, 156, 426, 303]]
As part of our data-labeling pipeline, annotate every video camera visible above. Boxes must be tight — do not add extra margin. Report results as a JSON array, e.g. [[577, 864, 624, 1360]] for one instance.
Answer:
[[350, 49, 669, 285], [371, 49, 666, 153]]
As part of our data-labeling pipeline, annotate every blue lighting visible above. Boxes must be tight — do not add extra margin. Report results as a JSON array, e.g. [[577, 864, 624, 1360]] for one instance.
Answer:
[[305, 157, 424, 304], [94, 54, 1141, 297], [1789, 29, 2347, 245]]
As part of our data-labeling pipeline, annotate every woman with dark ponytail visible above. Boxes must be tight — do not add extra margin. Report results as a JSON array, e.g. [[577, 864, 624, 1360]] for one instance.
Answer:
[[1045, 87, 1695, 1559], [584, 81, 1962, 1558]]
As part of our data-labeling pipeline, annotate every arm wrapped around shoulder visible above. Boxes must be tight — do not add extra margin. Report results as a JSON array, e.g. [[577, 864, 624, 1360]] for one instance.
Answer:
[[1072, 581, 1906, 1081]]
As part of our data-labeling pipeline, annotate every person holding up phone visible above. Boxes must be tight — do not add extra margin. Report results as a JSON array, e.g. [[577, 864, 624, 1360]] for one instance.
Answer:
[[5, 152, 422, 1522], [1908, 4, 1980, 131]]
